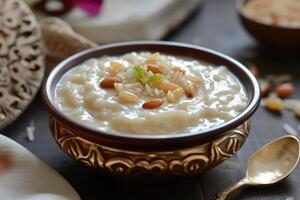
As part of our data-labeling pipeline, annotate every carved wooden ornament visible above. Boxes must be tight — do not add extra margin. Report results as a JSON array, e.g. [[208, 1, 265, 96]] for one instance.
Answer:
[[0, 0, 45, 129]]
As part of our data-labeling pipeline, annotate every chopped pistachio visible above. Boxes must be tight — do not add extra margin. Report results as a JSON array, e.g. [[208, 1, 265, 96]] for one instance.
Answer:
[[133, 65, 147, 84], [146, 73, 164, 84]]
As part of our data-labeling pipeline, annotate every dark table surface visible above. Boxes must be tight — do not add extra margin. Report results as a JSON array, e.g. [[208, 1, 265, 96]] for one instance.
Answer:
[[3, 0, 300, 199]]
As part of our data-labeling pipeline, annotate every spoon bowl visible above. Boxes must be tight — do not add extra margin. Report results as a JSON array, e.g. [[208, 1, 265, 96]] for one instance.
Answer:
[[216, 135, 300, 200], [247, 135, 300, 185]]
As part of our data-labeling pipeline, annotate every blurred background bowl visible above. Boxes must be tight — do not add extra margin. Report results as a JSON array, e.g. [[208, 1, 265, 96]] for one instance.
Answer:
[[237, 0, 300, 50]]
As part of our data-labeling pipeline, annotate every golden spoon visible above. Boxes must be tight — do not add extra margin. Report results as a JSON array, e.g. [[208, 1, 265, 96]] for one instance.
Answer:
[[215, 135, 300, 200]]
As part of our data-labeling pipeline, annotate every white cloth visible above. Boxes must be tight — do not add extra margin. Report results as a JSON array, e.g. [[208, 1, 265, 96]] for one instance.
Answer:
[[0, 134, 81, 200], [45, 0, 203, 43]]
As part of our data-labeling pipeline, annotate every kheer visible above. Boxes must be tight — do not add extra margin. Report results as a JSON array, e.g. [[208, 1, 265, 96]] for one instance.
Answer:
[[55, 52, 248, 135]]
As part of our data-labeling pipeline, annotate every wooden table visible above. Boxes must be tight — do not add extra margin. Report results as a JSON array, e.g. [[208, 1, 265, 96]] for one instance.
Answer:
[[3, 0, 300, 199]]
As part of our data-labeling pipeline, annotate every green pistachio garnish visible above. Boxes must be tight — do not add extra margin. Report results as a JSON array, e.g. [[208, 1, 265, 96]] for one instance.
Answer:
[[133, 65, 147, 84], [146, 73, 164, 84]]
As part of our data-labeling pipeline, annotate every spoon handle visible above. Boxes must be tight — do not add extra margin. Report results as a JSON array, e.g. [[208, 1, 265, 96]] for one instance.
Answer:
[[214, 179, 249, 200]]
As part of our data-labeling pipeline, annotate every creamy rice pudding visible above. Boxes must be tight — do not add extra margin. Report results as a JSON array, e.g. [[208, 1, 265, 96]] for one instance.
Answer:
[[55, 52, 248, 135]]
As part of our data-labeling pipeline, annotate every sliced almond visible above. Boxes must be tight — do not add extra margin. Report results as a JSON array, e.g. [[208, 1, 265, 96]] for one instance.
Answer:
[[186, 74, 203, 84], [142, 99, 164, 109], [173, 87, 184, 99], [109, 61, 124, 76], [147, 64, 162, 74], [167, 91, 176, 103], [172, 66, 186, 74], [119, 91, 138, 104], [100, 77, 121, 89], [145, 52, 160, 63], [185, 82, 198, 98], [154, 79, 180, 93]]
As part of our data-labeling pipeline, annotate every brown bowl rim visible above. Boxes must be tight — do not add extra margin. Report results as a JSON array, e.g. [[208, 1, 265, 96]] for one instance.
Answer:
[[236, 0, 300, 31], [42, 41, 261, 150]]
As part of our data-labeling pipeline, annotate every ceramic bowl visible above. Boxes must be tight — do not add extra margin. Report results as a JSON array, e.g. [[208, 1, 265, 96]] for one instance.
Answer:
[[42, 41, 261, 176], [237, 0, 300, 50]]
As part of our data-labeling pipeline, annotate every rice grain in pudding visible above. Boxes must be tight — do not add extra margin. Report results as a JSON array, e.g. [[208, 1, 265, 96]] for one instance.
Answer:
[[56, 52, 248, 135]]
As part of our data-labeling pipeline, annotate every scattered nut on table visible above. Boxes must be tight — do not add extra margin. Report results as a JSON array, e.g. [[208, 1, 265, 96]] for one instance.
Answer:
[[274, 83, 295, 98], [264, 97, 284, 112]]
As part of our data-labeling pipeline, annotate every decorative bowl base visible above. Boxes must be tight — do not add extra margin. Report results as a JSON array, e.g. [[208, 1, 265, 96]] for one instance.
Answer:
[[50, 117, 250, 176]]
